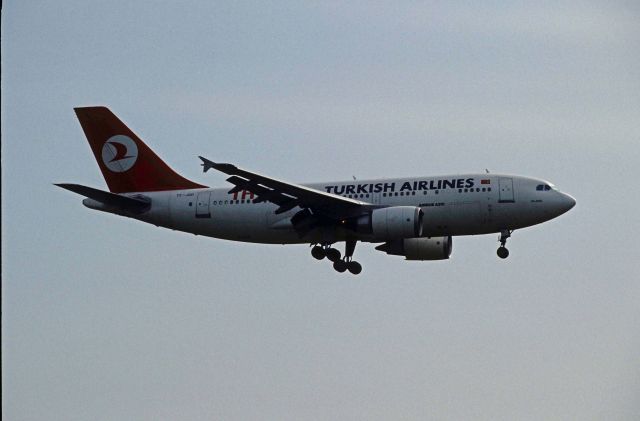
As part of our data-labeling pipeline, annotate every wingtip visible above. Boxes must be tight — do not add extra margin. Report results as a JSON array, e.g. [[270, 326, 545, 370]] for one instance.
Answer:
[[199, 156, 214, 172], [198, 158, 238, 175]]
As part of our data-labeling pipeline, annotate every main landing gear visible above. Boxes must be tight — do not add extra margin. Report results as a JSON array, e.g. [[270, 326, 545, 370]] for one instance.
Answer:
[[311, 244, 341, 262], [311, 240, 362, 275], [497, 229, 512, 259]]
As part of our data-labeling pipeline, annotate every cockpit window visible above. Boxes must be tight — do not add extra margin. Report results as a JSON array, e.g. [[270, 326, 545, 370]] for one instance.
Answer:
[[536, 184, 552, 191]]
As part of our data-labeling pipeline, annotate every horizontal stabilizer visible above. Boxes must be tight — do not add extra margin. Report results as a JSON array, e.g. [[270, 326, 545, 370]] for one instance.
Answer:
[[55, 183, 150, 213]]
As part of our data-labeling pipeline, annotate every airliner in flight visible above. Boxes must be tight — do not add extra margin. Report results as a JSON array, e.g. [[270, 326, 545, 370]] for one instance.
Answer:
[[57, 107, 576, 275]]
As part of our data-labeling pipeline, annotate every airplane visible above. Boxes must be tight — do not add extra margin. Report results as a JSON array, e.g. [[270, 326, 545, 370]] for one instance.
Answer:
[[56, 107, 576, 275]]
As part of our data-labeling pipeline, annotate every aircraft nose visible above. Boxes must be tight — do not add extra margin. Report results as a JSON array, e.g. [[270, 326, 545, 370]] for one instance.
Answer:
[[559, 193, 576, 213]]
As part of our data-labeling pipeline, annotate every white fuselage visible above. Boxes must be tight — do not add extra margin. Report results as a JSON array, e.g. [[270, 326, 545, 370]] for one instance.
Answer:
[[92, 174, 574, 244]]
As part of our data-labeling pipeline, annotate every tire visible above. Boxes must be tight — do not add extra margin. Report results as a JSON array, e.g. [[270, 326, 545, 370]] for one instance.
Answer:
[[311, 246, 326, 260], [326, 248, 341, 262], [347, 261, 362, 275], [497, 247, 509, 259], [333, 260, 348, 273]]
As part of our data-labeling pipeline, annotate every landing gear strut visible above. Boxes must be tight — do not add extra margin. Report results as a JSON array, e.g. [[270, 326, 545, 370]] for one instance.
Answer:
[[497, 230, 512, 259]]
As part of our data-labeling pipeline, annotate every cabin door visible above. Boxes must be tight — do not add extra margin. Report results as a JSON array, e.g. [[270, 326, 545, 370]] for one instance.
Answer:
[[196, 191, 211, 218], [498, 178, 515, 203]]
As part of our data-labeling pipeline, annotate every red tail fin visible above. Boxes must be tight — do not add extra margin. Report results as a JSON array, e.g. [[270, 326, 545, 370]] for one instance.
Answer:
[[75, 106, 206, 193]]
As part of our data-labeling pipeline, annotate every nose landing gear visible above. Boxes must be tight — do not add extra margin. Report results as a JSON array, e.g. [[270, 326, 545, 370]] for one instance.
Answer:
[[497, 230, 512, 259]]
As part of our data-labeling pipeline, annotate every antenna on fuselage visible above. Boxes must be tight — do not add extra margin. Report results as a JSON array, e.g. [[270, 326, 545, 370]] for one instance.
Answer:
[[485, 169, 490, 174], [352, 176, 357, 181]]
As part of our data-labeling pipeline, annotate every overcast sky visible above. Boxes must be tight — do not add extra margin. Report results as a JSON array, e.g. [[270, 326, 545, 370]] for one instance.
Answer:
[[3, 1, 639, 420]]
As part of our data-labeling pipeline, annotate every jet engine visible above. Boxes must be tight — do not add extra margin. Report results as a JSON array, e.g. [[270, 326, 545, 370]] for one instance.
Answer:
[[355, 206, 423, 240], [375, 236, 452, 260]]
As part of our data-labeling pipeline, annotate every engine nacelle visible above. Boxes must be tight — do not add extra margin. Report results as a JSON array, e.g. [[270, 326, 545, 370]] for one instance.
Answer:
[[375, 236, 452, 260], [356, 206, 423, 240]]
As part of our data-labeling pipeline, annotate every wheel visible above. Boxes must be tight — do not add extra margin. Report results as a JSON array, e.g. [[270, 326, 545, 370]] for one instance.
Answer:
[[347, 261, 362, 275], [333, 260, 348, 273], [311, 245, 326, 260], [326, 248, 341, 262], [497, 246, 509, 259]]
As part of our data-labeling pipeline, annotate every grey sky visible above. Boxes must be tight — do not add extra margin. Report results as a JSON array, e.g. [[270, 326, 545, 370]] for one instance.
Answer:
[[2, 1, 639, 420]]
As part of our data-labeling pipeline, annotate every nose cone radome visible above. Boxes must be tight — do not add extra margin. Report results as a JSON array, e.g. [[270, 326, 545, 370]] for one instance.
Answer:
[[558, 193, 576, 215]]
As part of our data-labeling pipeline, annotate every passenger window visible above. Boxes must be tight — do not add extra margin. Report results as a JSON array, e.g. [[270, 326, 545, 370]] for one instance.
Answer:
[[482, 188, 486, 192]]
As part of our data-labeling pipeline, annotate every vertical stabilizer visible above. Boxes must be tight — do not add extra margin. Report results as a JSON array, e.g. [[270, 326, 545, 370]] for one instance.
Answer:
[[74, 106, 206, 193]]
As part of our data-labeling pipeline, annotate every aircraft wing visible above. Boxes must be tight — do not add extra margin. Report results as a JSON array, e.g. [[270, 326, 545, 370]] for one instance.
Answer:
[[199, 156, 369, 219]]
